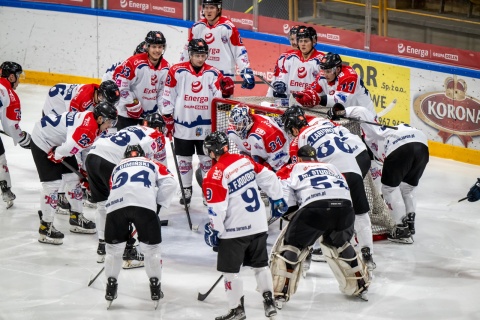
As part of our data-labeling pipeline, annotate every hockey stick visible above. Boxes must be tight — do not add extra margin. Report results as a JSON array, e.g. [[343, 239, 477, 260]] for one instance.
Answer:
[[377, 98, 397, 118], [233, 80, 263, 85], [61, 160, 87, 180], [88, 266, 105, 286], [302, 108, 398, 130], [458, 197, 468, 202], [169, 138, 194, 230]]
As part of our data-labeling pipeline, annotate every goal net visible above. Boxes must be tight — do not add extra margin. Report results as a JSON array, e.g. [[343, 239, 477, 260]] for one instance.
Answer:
[[211, 97, 395, 240]]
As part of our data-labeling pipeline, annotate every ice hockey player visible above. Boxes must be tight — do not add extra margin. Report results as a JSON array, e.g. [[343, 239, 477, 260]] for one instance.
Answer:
[[85, 113, 167, 266], [202, 131, 288, 320], [102, 40, 147, 82], [272, 145, 370, 306], [467, 178, 480, 202], [161, 38, 233, 206], [42, 80, 120, 116], [331, 106, 429, 243], [271, 26, 324, 98], [30, 102, 118, 245], [0, 61, 32, 208], [103, 144, 176, 310], [113, 31, 170, 130], [180, 0, 255, 90], [282, 105, 375, 271], [228, 104, 290, 172]]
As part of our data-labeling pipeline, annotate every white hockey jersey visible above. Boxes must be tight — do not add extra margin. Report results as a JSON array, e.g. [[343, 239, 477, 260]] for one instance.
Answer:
[[0, 78, 27, 145], [101, 61, 122, 82], [276, 161, 351, 209], [180, 16, 250, 78], [113, 53, 170, 118], [310, 65, 375, 114], [161, 62, 223, 140], [348, 106, 428, 162], [106, 156, 177, 213], [290, 122, 366, 176], [88, 125, 167, 166], [266, 49, 297, 97], [275, 49, 324, 95], [42, 83, 99, 116], [228, 114, 290, 171], [31, 111, 101, 159], [202, 152, 283, 239]]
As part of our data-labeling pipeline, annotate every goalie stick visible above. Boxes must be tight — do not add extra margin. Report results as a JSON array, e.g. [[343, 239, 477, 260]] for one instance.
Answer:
[[197, 214, 284, 301]]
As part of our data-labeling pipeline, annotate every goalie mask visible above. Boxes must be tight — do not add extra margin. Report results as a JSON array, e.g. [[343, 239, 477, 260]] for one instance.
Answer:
[[203, 131, 229, 157], [124, 144, 145, 158], [228, 104, 253, 140]]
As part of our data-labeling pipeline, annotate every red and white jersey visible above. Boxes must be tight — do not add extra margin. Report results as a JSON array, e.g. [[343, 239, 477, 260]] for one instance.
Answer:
[[31, 111, 101, 159], [89, 125, 167, 166], [106, 156, 177, 213], [348, 106, 428, 162], [266, 48, 297, 97], [161, 62, 223, 140], [101, 61, 122, 82], [113, 53, 170, 118], [230, 114, 290, 171], [275, 49, 324, 95], [180, 16, 250, 78], [290, 123, 365, 176], [42, 83, 99, 116], [0, 78, 25, 145], [202, 152, 283, 239], [311, 65, 375, 115], [276, 161, 351, 209]]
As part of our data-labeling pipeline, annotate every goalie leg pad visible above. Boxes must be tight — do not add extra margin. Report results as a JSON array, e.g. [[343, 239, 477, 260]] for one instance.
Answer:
[[270, 226, 312, 303], [319, 237, 370, 297]]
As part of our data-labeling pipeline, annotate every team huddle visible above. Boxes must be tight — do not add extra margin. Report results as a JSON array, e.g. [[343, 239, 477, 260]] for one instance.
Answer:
[[1, 0, 479, 318]]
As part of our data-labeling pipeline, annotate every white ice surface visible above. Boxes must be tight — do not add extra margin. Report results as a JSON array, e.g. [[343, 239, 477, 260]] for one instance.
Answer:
[[0, 84, 479, 320]]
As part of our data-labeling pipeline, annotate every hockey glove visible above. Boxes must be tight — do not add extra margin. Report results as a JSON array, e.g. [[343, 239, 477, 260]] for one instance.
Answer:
[[125, 99, 143, 119], [294, 89, 325, 108], [18, 131, 31, 149], [271, 198, 288, 217], [327, 103, 346, 121], [467, 178, 480, 202], [79, 168, 90, 191], [272, 81, 287, 98], [47, 147, 64, 164], [162, 114, 174, 139], [220, 77, 235, 98], [240, 68, 255, 89], [204, 222, 219, 247]]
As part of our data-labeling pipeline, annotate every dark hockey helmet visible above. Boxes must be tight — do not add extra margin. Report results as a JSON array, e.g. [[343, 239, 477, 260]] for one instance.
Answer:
[[289, 25, 300, 37], [202, 0, 222, 8], [93, 101, 118, 126], [188, 38, 209, 56], [282, 105, 308, 135], [203, 131, 229, 157], [297, 145, 317, 161], [1, 61, 23, 87], [145, 31, 167, 46], [98, 80, 120, 106], [296, 26, 317, 44], [143, 113, 166, 132], [133, 41, 147, 55], [124, 144, 145, 158], [320, 52, 342, 70]]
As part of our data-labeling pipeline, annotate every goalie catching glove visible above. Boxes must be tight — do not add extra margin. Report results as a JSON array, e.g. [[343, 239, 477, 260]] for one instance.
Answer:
[[125, 99, 143, 119], [327, 103, 346, 121], [220, 77, 234, 98], [204, 222, 219, 247]]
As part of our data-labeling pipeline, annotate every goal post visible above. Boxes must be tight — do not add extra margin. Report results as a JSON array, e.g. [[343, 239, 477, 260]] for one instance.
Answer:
[[211, 97, 395, 240]]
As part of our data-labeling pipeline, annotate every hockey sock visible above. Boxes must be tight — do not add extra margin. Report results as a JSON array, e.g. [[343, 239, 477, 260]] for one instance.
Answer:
[[176, 156, 193, 188], [95, 201, 107, 240], [40, 180, 61, 223], [62, 172, 83, 213], [223, 273, 244, 309], [354, 213, 374, 255], [105, 242, 125, 280], [0, 154, 12, 187], [399, 182, 416, 214], [382, 184, 405, 224], [253, 266, 274, 294], [140, 242, 162, 280]]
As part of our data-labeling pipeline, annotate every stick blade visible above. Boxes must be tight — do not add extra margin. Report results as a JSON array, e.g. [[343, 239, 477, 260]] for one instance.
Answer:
[[197, 292, 208, 301]]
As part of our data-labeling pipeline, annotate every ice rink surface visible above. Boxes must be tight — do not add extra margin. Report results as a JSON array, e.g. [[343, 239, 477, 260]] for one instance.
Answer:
[[0, 84, 479, 320]]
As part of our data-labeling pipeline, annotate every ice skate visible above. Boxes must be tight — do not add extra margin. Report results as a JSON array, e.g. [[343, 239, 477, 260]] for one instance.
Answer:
[[179, 187, 192, 207], [402, 212, 416, 235], [354, 274, 369, 301], [0, 180, 16, 209], [361, 247, 376, 272], [122, 245, 144, 269], [149, 277, 164, 310], [388, 224, 413, 244], [215, 297, 246, 320], [38, 218, 64, 245], [262, 291, 277, 318], [274, 296, 286, 310], [83, 189, 96, 208], [97, 240, 106, 263], [302, 250, 312, 277], [311, 248, 325, 262], [69, 211, 96, 234], [56, 193, 70, 215], [105, 277, 118, 309]]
